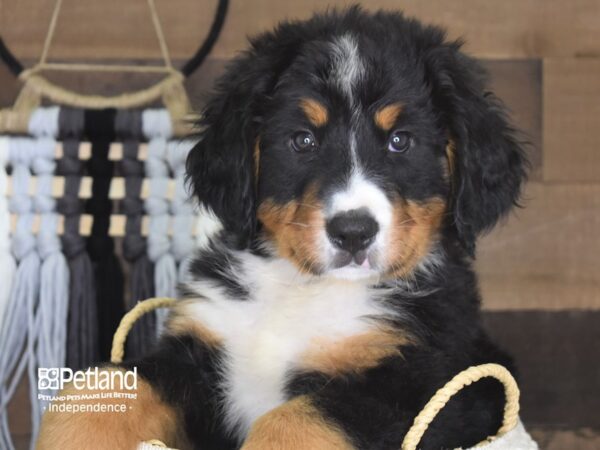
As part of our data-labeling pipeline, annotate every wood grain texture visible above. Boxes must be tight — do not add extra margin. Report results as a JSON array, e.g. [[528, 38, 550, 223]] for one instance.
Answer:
[[484, 311, 600, 429], [530, 428, 600, 450], [543, 58, 600, 182], [0, 62, 21, 106], [477, 182, 600, 310], [0, 0, 219, 62], [482, 59, 542, 178], [2, 0, 600, 61]]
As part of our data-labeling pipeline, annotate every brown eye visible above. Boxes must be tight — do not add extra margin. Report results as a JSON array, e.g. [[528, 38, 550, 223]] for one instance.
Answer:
[[387, 130, 413, 153], [291, 131, 318, 152]]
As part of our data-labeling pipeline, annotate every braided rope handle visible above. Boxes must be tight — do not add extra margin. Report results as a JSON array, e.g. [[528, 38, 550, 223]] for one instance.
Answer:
[[110, 296, 176, 364], [401, 363, 520, 450]]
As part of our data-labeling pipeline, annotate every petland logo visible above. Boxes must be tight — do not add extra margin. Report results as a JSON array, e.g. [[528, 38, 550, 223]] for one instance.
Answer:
[[38, 367, 138, 391]]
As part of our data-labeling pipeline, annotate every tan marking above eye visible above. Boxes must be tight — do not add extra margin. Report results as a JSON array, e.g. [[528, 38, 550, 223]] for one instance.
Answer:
[[374, 103, 403, 131], [300, 98, 329, 127]]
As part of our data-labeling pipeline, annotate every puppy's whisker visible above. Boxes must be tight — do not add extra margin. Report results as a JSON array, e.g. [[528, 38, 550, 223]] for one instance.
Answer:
[[283, 221, 320, 228], [395, 213, 449, 227], [394, 240, 420, 255], [296, 203, 321, 210], [394, 225, 437, 231], [285, 221, 310, 228]]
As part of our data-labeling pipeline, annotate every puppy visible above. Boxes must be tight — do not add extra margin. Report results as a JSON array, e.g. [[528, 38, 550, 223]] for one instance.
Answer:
[[38, 7, 527, 450]]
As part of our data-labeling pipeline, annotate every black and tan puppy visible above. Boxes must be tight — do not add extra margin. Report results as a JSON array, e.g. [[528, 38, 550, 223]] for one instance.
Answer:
[[39, 7, 527, 450]]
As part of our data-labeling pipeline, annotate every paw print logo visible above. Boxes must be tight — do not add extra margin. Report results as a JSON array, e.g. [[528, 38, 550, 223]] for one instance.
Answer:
[[38, 368, 60, 390]]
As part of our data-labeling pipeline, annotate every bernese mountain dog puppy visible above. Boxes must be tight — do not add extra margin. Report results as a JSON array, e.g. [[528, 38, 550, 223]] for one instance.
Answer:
[[38, 7, 528, 450]]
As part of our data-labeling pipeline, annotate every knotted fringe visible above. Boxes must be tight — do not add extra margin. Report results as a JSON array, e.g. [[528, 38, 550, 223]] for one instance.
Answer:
[[143, 110, 176, 336], [27, 112, 70, 444], [84, 109, 124, 361], [0, 139, 41, 450], [116, 110, 156, 358], [0, 137, 16, 346], [167, 139, 196, 283], [58, 108, 99, 370]]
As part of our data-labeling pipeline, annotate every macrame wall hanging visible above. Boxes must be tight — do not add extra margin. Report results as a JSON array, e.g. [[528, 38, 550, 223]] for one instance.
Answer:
[[0, 1, 228, 448]]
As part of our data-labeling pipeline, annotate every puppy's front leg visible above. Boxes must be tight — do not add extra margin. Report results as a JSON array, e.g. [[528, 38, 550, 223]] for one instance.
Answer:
[[241, 395, 355, 450]]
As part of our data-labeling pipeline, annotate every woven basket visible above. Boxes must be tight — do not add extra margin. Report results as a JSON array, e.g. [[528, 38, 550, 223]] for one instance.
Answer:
[[111, 298, 538, 450]]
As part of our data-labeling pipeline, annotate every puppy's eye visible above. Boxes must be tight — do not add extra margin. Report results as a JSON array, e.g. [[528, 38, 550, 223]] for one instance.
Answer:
[[387, 130, 413, 153], [291, 131, 318, 152]]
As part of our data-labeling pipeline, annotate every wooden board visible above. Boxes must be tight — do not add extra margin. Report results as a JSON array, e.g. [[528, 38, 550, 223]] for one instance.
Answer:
[[482, 59, 542, 178], [0, 0, 219, 63], [476, 181, 600, 310], [485, 311, 600, 429], [6, 377, 31, 441], [530, 429, 600, 450], [0, 62, 21, 106], [543, 58, 600, 182], [2, 0, 600, 61]]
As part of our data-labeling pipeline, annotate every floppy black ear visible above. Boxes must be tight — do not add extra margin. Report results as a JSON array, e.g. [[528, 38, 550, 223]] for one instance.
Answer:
[[186, 65, 260, 249], [426, 44, 528, 254], [186, 42, 296, 249]]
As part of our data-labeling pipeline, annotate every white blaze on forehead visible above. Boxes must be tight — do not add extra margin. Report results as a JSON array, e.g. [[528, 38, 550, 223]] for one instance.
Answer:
[[329, 34, 365, 103], [328, 171, 392, 225], [349, 131, 360, 173], [329, 34, 365, 171]]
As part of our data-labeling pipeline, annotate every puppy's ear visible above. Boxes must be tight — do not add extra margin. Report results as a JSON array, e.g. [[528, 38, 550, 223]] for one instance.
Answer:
[[427, 44, 528, 254], [186, 46, 290, 249]]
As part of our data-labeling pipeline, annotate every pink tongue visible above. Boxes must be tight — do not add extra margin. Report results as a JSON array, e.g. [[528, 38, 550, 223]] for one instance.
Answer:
[[361, 258, 371, 269]]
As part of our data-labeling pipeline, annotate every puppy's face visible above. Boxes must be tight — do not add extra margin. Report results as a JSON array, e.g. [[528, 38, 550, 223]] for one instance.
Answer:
[[187, 9, 527, 280], [256, 35, 449, 279]]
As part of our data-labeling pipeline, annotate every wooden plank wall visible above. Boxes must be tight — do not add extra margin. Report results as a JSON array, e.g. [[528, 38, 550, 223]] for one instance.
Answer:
[[1, 1, 599, 448]]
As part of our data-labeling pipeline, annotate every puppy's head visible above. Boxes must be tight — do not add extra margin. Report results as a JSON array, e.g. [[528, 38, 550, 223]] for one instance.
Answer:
[[187, 7, 527, 280]]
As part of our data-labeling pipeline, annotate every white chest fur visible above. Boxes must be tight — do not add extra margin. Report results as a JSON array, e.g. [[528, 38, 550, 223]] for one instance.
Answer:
[[182, 254, 389, 437]]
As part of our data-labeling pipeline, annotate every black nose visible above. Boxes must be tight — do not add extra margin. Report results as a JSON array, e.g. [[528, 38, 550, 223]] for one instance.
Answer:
[[326, 210, 379, 255]]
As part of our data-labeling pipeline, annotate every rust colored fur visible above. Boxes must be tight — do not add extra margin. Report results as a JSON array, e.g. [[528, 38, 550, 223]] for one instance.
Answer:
[[258, 184, 325, 273], [241, 396, 354, 450], [298, 328, 411, 375], [374, 103, 403, 131], [386, 198, 447, 278], [37, 370, 189, 450], [300, 98, 329, 127]]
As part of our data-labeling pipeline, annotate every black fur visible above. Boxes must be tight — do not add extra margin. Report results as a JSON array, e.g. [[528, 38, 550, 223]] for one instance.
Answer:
[[286, 249, 513, 449], [186, 6, 527, 255], [425, 47, 528, 253], [124, 335, 237, 449], [145, 7, 527, 450], [186, 240, 250, 299], [131, 242, 514, 450]]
